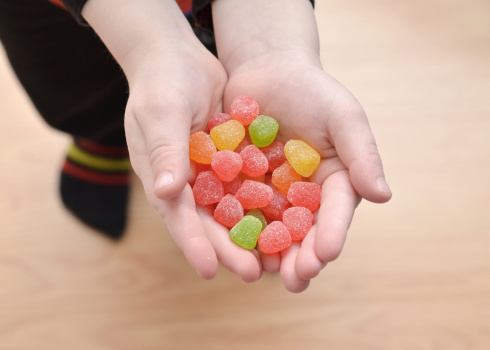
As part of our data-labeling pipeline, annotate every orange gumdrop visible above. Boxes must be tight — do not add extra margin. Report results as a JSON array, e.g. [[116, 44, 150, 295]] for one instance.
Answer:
[[189, 131, 217, 164], [271, 161, 302, 195]]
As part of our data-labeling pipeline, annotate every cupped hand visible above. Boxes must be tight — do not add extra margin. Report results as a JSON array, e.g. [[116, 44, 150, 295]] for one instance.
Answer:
[[222, 55, 392, 292], [123, 39, 262, 282]]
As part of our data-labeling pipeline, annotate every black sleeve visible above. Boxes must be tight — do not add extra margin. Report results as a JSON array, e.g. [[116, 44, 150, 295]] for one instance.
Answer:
[[61, 0, 315, 26]]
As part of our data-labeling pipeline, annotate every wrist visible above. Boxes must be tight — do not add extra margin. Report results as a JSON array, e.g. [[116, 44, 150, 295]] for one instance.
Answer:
[[212, 0, 321, 73]]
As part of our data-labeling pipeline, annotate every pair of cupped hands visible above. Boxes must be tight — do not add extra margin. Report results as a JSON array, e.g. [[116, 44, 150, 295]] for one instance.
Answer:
[[84, 0, 391, 292]]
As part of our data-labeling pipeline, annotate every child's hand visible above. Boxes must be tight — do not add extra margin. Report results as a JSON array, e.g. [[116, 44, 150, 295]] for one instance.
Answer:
[[223, 57, 391, 291], [212, 0, 392, 292], [82, 0, 263, 282]]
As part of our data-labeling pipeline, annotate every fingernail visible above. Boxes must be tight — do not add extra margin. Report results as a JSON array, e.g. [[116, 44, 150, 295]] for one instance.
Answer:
[[376, 177, 391, 193], [155, 172, 174, 190]]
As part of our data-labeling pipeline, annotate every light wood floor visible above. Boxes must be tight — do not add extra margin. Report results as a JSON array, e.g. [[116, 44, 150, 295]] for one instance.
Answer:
[[1, 0, 489, 349]]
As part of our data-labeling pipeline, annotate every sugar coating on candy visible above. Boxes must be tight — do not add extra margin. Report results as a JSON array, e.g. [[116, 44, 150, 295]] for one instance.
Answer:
[[208, 113, 232, 131], [246, 209, 267, 231], [222, 177, 242, 195], [261, 141, 286, 173], [248, 115, 279, 148], [261, 188, 291, 221], [230, 215, 262, 249], [210, 120, 245, 151], [282, 207, 313, 241], [284, 140, 321, 177], [192, 171, 224, 206], [271, 161, 302, 195], [214, 194, 244, 228], [235, 180, 273, 209], [189, 131, 217, 164], [240, 145, 269, 177], [234, 138, 251, 154], [287, 181, 322, 212], [258, 221, 292, 254], [211, 150, 243, 182], [230, 95, 259, 126]]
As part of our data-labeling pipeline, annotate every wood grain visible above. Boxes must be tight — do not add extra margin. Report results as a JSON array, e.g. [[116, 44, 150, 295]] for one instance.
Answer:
[[1, 0, 489, 349]]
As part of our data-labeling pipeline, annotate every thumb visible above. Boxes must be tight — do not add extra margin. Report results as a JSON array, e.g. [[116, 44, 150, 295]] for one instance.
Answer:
[[332, 105, 392, 204], [136, 103, 192, 201]]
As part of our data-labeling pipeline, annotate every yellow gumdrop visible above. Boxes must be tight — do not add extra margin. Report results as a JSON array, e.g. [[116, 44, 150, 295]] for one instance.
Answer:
[[210, 120, 245, 151], [284, 140, 321, 177]]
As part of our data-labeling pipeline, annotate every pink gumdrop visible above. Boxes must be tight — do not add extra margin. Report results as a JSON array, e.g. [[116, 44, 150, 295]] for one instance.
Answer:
[[230, 95, 260, 126], [287, 181, 322, 212], [208, 113, 232, 131], [192, 171, 224, 206], [282, 206, 313, 241], [235, 180, 273, 209], [211, 150, 243, 182], [234, 138, 251, 154], [222, 177, 242, 196], [240, 145, 269, 177], [214, 194, 244, 228], [261, 188, 291, 221], [261, 141, 286, 173], [258, 221, 292, 254]]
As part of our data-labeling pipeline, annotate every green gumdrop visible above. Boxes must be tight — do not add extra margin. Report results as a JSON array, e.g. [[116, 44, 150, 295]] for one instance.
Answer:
[[230, 216, 263, 250], [246, 209, 268, 231], [249, 115, 279, 148]]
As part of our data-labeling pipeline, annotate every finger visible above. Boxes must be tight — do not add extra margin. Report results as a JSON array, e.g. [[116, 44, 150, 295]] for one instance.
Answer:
[[260, 250, 281, 274], [295, 226, 328, 280], [315, 170, 360, 263], [198, 206, 263, 283], [129, 101, 192, 201], [329, 98, 392, 203], [159, 186, 219, 279], [280, 243, 310, 293]]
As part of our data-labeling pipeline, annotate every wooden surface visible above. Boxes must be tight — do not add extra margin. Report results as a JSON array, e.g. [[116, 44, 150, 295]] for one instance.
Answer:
[[1, 0, 489, 349]]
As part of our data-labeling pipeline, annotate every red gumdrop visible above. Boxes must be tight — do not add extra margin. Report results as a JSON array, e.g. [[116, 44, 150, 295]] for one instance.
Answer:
[[214, 194, 244, 228], [235, 180, 273, 209], [261, 188, 291, 221], [230, 95, 260, 125], [211, 150, 243, 182], [282, 206, 313, 241], [287, 181, 322, 212], [261, 141, 286, 173], [192, 171, 224, 206], [208, 113, 232, 131], [222, 177, 242, 195], [240, 145, 269, 177], [258, 221, 292, 254], [234, 138, 251, 154]]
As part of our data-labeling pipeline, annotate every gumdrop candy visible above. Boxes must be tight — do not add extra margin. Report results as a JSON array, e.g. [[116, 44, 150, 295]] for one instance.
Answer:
[[284, 140, 321, 177], [189, 131, 217, 164], [287, 181, 322, 212], [271, 161, 302, 195], [222, 177, 242, 195], [260, 141, 286, 173], [208, 113, 232, 131], [282, 207, 313, 241], [240, 145, 269, 177], [246, 209, 268, 231], [235, 180, 273, 209], [258, 221, 292, 254], [248, 115, 279, 147], [211, 150, 243, 182], [234, 138, 251, 154], [230, 95, 259, 126], [261, 188, 291, 221], [229, 215, 262, 249], [192, 171, 224, 206], [214, 194, 244, 228], [210, 120, 245, 151], [238, 172, 265, 183]]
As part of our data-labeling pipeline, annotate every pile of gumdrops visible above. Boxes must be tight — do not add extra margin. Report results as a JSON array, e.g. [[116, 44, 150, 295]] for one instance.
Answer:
[[189, 96, 322, 254]]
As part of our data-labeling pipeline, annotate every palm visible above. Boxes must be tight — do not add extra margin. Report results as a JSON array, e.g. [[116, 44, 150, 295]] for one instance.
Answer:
[[223, 61, 365, 291]]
